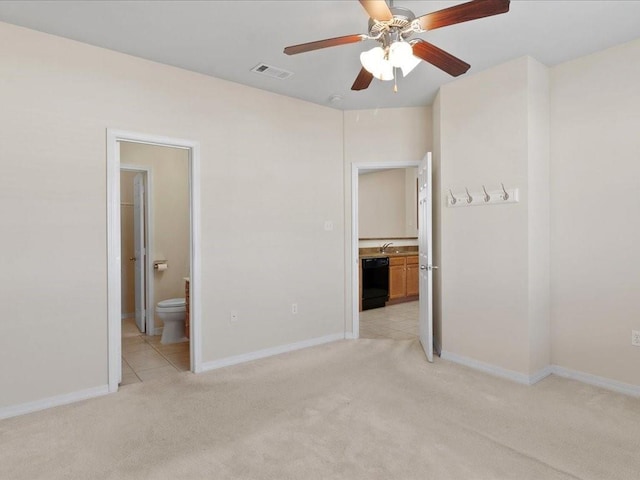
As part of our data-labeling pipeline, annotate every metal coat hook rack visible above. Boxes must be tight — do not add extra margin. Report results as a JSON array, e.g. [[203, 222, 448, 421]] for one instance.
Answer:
[[447, 183, 519, 207]]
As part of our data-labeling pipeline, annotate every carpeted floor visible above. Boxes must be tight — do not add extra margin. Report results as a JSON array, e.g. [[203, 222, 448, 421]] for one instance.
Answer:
[[1, 339, 639, 479]]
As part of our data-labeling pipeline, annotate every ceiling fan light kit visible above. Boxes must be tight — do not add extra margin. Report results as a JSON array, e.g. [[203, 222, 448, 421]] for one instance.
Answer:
[[283, 0, 510, 92]]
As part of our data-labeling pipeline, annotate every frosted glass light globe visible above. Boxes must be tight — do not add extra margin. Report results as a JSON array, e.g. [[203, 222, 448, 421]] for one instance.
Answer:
[[388, 41, 413, 68], [360, 46, 394, 81]]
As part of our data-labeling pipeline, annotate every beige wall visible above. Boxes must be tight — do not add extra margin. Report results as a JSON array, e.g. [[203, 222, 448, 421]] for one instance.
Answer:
[[343, 107, 433, 333], [0, 22, 344, 409], [2, 16, 639, 414], [550, 38, 640, 386], [358, 168, 412, 239], [527, 59, 551, 375], [404, 168, 418, 237], [436, 57, 550, 378], [120, 143, 190, 328]]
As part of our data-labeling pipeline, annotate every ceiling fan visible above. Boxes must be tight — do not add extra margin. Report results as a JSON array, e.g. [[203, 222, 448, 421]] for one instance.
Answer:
[[283, 0, 510, 91]]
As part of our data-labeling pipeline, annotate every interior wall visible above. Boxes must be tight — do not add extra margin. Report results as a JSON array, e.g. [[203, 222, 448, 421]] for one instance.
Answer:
[[343, 107, 433, 333], [550, 37, 640, 387], [437, 57, 550, 377], [527, 58, 551, 375], [120, 142, 190, 330], [120, 171, 136, 315], [358, 169, 408, 239], [404, 168, 418, 237], [0, 21, 344, 410]]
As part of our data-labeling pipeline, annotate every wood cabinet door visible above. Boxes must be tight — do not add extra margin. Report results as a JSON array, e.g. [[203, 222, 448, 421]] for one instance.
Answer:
[[406, 263, 419, 296], [389, 264, 407, 300]]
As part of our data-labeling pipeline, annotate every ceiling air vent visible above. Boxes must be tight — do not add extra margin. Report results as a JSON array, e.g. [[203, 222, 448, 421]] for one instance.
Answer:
[[250, 63, 294, 80]]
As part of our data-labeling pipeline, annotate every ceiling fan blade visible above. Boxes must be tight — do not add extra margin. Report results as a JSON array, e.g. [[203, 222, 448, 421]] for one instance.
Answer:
[[351, 68, 374, 91], [359, 0, 393, 21], [412, 40, 470, 77], [284, 34, 366, 55], [417, 0, 510, 31]]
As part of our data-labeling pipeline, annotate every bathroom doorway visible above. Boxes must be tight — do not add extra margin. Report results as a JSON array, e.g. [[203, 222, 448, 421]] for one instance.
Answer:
[[107, 130, 201, 392], [119, 144, 192, 384]]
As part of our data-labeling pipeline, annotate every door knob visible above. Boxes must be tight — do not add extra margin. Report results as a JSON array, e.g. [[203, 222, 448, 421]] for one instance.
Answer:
[[129, 257, 136, 261], [420, 265, 426, 270]]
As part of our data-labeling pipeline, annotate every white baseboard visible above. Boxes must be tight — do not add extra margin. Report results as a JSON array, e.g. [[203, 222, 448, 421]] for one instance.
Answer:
[[0, 384, 110, 420], [550, 365, 640, 397], [440, 351, 551, 385], [440, 351, 639, 396], [344, 332, 356, 340], [530, 365, 554, 384], [201, 333, 346, 372]]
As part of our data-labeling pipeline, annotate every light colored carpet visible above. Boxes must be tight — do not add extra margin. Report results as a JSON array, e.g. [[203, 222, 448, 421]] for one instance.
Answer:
[[1, 339, 639, 479]]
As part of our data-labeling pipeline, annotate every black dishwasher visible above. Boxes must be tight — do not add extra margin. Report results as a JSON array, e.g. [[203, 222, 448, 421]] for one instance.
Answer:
[[361, 257, 389, 310]]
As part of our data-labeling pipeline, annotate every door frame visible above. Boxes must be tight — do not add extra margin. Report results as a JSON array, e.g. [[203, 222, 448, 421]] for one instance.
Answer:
[[120, 165, 155, 334], [107, 129, 202, 392], [350, 161, 420, 338]]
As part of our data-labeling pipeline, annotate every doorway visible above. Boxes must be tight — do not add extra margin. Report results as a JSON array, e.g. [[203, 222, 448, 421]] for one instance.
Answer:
[[357, 166, 420, 341], [107, 130, 201, 392], [351, 156, 434, 361]]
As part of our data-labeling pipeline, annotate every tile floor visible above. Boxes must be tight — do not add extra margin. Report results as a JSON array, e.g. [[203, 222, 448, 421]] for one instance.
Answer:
[[359, 301, 419, 340], [121, 318, 190, 386]]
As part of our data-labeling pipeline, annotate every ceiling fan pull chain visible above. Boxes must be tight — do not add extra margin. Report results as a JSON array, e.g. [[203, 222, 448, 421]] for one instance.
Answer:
[[393, 68, 398, 93]]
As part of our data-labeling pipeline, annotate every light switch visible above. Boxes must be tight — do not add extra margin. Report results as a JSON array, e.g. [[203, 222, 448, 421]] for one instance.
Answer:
[[324, 220, 334, 231]]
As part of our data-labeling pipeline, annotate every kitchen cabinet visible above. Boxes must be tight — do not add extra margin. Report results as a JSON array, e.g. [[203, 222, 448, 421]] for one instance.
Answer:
[[388, 255, 419, 303], [389, 257, 407, 300], [406, 256, 419, 296]]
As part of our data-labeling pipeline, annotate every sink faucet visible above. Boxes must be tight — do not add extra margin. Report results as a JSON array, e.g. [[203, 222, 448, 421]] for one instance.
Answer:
[[380, 242, 394, 253]]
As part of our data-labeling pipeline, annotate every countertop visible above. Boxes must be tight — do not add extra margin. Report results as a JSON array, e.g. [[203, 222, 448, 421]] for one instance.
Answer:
[[359, 248, 418, 259]]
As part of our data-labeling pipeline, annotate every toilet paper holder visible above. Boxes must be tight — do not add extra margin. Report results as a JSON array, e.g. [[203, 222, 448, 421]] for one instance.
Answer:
[[154, 260, 168, 270]]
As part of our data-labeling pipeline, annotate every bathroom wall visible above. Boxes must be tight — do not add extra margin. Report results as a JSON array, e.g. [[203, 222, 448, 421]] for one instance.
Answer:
[[120, 142, 190, 331]]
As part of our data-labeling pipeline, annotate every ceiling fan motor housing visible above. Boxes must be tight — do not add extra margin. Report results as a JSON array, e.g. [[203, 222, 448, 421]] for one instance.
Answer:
[[368, 6, 417, 46]]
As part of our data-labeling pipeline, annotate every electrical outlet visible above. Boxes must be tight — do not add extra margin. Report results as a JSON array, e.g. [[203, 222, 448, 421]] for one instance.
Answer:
[[291, 303, 298, 314], [324, 221, 333, 231], [632, 330, 640, 347], [230, 310, 238, 323]]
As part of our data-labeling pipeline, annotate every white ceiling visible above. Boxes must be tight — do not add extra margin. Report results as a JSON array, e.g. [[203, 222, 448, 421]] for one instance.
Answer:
[[1, 1, 640, 110]]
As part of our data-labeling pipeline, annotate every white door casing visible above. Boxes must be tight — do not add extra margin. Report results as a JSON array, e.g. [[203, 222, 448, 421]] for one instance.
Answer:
[[133, 173, 146, 333], [418, 153, 434, 362], [107, 129, 202, 393]]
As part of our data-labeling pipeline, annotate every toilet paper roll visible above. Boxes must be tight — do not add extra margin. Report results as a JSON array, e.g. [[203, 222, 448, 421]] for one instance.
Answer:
[[156, 263, 168, 271]]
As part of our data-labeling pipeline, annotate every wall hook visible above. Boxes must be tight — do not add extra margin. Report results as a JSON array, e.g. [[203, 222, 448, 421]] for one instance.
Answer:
[[482, 185, 490, 202], [449, 189, 457, 205], [465, 187, 473, 204], [501, 183, 509, 201]]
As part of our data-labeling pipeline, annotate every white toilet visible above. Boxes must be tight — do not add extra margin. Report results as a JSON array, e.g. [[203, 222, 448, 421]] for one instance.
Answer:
[[156, 298, 187, 344]]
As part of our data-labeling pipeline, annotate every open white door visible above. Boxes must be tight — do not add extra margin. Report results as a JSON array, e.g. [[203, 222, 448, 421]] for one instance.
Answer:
[[418, 153, 434, 362], [133, 173, 146, 333]]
